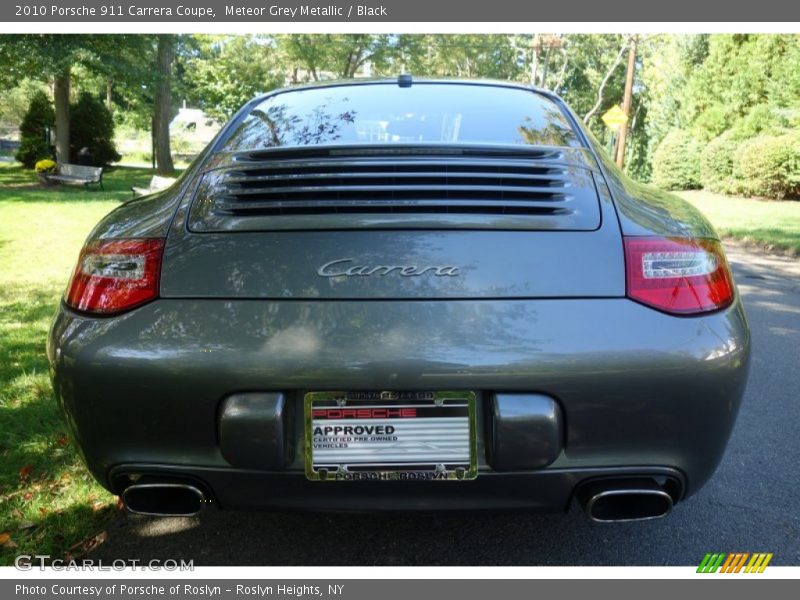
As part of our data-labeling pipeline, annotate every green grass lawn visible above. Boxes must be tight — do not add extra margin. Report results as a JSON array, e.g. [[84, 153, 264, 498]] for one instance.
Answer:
[[678, 190, 800, 255], [0, 163, 162, 564]]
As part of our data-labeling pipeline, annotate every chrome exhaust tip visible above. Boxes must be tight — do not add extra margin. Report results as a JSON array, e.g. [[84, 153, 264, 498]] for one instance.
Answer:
[[578, 478, 674, 523], [121, 483, 205, 517]]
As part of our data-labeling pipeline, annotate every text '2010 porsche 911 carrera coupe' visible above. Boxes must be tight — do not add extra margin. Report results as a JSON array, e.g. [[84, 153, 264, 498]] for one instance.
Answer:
[[47, 78, 750, 521]]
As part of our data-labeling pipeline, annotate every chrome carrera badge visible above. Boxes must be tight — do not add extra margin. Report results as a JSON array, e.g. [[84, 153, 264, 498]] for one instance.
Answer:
[[317, 258, 460, 278]]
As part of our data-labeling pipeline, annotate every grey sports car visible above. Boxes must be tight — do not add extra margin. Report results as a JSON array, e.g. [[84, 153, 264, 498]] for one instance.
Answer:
[[47, 79, 750, 521]]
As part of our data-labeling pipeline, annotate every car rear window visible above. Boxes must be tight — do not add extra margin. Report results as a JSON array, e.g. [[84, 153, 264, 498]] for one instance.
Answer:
[[218, 83, 582, 151]]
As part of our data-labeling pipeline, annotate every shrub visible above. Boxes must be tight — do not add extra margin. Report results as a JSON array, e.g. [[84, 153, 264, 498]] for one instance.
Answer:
[[69, 92, 121, 167], [690, 103, 731, 142], [734, 133, 800, 199], [730, 104, 788, 140], [700, 133, 740, 194], [15, 91, 54, 169], [651, 130, 703, 190]]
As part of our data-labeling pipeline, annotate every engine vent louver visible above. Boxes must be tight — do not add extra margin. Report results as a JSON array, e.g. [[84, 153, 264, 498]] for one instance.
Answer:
[[189, 146, 601, 231]]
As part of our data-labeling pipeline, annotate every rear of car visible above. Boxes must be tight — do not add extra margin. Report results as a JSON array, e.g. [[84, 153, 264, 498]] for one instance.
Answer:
[[47, 80, 750, 520]]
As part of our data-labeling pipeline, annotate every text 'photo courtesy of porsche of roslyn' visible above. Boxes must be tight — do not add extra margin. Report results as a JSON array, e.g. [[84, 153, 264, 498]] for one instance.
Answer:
[[0, 30, 798, 569]]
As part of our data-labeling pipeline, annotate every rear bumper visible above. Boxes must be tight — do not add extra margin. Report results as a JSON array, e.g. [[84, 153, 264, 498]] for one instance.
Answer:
[[47, 297, 750, 511]]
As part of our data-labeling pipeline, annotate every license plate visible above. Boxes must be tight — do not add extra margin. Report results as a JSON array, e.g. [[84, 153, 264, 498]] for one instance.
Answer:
[[304, 391, 477, 481]]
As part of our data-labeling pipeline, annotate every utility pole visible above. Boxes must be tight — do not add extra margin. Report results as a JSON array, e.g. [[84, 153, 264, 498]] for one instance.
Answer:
[[615, 36, 637, 169], [530, 35, 564, 88]]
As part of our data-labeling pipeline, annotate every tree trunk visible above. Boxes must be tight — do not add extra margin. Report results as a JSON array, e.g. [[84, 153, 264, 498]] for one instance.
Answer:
[[106, 78, 113, 111], [530, 46, 538, 86], [615, 38, 637, 169], [153, 35, 175, 175], [53, 66, 70, 164], [540, 46, 552, 88]]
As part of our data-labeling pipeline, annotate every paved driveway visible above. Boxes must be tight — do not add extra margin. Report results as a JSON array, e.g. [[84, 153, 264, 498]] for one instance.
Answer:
[[92, 243, 800, 566]]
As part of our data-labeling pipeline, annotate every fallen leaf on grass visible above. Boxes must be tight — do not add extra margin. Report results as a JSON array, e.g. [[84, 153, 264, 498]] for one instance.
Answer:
[[0, 532, 9, 545], [39, 507, 49, 516], [57, 434, 69, 446], [22, 492, 33, 501], [18, 520, 36, 531], [19, 465, 32, 480], [65, 531, 108, 560], [91, 500, 106, 512]]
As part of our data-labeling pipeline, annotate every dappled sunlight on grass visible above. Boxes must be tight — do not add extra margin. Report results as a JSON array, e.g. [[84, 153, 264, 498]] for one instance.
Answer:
[[0, 161, 164, 563], [0, 281, 117, 564]]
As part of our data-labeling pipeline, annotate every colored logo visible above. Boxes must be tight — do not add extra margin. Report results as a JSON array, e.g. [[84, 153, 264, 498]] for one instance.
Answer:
[[697, 553, 773, 573]]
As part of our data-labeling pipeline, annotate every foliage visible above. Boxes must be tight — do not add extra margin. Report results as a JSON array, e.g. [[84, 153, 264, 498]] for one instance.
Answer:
[[15, 91, 54, 169], [641, 34, 800, 190], [68, 92, 121, 166], [0, 80, 49, 139], [398, 34, 526, 81], [277, 34, 396, 81], [651, 129, 703, 190], [182, 35, 284, 122], [34, 159, 56, 173], [729, 104, 789, 140], [3, 33, 800, 188], [734, 133, 800, 199], [700, 132, 739, 194]]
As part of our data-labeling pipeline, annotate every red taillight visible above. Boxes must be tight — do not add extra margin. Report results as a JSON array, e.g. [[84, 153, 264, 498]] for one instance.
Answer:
[[624, 236, 734, 315], [65, 239, 165, 315]]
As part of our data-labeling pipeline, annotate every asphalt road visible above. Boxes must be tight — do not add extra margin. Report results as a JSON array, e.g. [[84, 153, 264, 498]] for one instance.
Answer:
[[91, 243, 800, 566]]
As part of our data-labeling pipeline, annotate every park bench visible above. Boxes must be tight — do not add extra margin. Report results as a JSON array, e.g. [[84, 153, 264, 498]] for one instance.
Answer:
[[132, 175, 177, 197], [44, 163, 104, 190]]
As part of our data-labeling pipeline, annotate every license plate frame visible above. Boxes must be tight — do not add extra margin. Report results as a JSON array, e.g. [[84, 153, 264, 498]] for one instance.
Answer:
[[304, 391, 478, 482]]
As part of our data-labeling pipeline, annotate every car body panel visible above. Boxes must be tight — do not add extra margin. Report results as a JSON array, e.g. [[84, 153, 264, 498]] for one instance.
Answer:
[[48, 295, 749, 505], [160, 227, 624, 300], [48, 79, 751, 512]]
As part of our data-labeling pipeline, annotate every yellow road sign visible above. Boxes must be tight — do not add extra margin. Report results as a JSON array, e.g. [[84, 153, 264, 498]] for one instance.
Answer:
[[601, 105, 628, 129]]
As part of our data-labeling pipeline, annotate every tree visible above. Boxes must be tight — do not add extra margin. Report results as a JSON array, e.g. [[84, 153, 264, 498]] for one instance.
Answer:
[[15, 91, 54, 168], [0, 79, 47, 138], [0, 36, 98, 163], [397, 35, 524, 80], [581, 41, 628, 124], [277, 34, 396, 81], [153, 35, 175, 175], [182, 35, 284, 122], [0, 35, 148, 165]]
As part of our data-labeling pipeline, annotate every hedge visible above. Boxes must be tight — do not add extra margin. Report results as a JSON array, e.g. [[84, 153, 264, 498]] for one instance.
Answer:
[[700, 133, 740, 194], [651, 129, 703, 191], [734, 133, 800, 199]]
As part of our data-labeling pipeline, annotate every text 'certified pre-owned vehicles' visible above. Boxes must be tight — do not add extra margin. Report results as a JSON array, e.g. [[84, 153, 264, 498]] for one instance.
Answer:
[[48, 78, 750, 521]]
